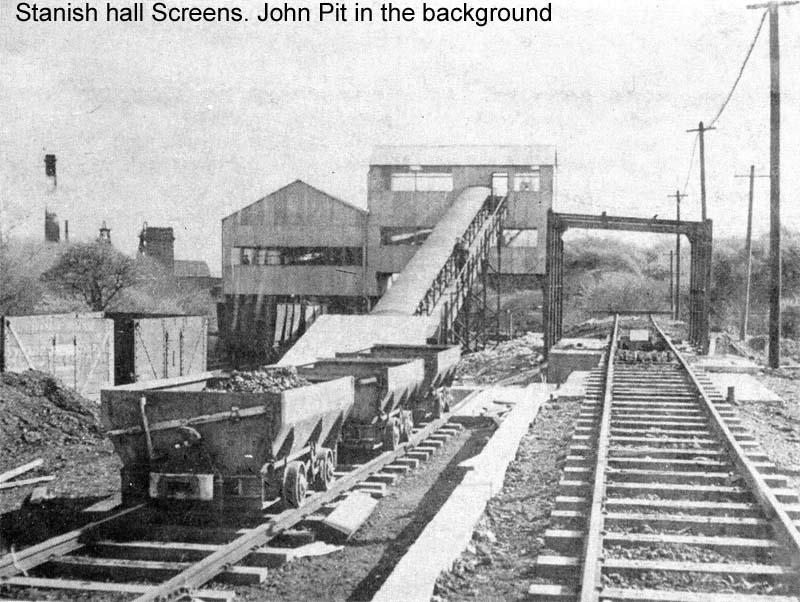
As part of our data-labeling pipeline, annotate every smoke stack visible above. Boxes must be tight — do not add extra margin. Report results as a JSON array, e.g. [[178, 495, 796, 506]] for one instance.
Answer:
[[99, 220, 111, 243], [44, 209, 60, 242], [43, 153, 60, 242], [64, 220, 69, 242], [44, 154, 57, 191]]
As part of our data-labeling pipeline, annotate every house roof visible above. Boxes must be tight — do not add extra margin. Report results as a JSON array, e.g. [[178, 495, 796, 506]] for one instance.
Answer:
[[370, 145, 557, 167], [174, 260, 211, 278], [222, 179, 366, 221]]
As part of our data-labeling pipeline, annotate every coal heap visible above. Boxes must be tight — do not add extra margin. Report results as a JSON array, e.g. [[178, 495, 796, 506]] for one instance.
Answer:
[[205, 366, 311, 394]]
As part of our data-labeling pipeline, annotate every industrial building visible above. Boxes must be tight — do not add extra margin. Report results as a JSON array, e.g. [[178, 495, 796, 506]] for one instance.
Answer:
[[220, 146, 556, 361], [366, 145, 555, 291]]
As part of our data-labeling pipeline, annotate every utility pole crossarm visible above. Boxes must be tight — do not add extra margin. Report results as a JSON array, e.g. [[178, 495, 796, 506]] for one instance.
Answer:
[[686, 122, 716, 222], [746, 1, 798, 9]]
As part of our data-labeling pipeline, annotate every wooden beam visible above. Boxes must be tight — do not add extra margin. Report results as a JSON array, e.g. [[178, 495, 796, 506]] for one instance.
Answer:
[[0, 459, 43, 483]]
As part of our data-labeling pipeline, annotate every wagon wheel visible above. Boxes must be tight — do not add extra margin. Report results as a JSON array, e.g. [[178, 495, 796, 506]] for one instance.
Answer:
[[433, 393, 445, 419], [283, 461, 307, 508], [314, 448, 335, 491], [399, 413, 413, 443], [383, 419, 400, 451]]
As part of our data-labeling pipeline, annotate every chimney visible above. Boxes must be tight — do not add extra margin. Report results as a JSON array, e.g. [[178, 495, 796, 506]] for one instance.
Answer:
[[138, 222, 175, 271], [44, 154, 57, 190], [43, 153, 60, 242], [64, 220, 69, 242]]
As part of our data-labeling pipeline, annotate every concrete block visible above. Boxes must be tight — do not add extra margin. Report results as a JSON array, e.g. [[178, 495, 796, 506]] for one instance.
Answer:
[[371, 384, 548, 602], [320, 492, 378, 541], [706, 372, 782, 403]]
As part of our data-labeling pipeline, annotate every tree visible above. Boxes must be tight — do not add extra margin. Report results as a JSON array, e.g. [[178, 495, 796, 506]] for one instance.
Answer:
[[42, 241, 137, 311], [0, 239, 45, 315]]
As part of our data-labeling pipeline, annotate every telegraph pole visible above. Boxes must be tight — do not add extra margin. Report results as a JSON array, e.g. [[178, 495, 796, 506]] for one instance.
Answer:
[[735, 166, 770, 341], [669, 250, 675, 317], [747, 1, 797, 368], [668, 191, 685, 320], [686, 122, 716, 221]]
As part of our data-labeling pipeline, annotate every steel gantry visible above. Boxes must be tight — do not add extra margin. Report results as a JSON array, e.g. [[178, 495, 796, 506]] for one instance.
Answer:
[[542, 210, 713, 355]]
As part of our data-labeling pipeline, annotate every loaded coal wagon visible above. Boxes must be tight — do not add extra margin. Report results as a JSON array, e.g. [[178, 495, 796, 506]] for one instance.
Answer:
[[335, 344, 460, 420], [101, 367, 354, 510], [296, 357, 424, 451]]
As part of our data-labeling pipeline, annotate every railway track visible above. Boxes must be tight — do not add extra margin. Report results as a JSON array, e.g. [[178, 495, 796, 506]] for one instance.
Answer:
[[0, 406, 474, 601], [529, 315, 800, 602]]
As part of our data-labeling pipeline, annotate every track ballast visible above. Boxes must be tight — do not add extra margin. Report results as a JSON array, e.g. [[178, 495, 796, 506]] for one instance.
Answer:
[[529, 315, 800, 602]]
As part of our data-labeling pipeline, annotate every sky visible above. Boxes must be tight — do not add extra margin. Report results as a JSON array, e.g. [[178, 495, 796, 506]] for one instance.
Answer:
[[1, 0, 799, 275]]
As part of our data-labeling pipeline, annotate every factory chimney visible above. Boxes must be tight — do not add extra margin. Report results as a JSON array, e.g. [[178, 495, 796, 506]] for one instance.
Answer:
[[43, 153, 60, 242], [99, 221, 111, 243]]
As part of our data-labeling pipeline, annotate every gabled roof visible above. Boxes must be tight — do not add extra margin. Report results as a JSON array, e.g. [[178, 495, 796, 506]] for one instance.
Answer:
[[174, 260, 211, 278], [223, 179, 366, 221], [370, 145, 557, 167]]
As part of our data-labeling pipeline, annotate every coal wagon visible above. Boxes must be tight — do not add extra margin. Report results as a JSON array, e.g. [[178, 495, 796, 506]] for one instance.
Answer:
[[101, 368, 354, 510], [335, 344, 460, 420], [296, 357, 424, 451]]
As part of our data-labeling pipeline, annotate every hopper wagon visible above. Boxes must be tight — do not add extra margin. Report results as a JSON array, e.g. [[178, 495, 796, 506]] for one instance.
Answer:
[[296, 357, 424, 451], [335, 344, 460, 420], [101, 370, 354, 510]]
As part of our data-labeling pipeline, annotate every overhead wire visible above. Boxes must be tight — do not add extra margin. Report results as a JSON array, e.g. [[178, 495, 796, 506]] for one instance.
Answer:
[[678, 8, 768, 197], [707, 8, 769, 129]]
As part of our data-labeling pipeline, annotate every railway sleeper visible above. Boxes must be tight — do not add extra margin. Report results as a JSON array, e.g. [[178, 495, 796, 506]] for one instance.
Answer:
[[0, 576, 234, 601], [602, 512, 773, 538], [543, 529, 781, 558], [598, 587, 800, 602], [607, 435, 756, 449], [534, 554, 793, 583], [38, 554, 269, 585], [605, 468, 787, 487], [87, 539, 307, 568], [554, 496, 768, 518]]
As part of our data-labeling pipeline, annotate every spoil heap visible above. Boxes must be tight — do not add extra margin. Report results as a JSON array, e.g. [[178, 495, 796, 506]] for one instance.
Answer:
[[205, 366, 311, 393], [0, 371, 117, 519], [566, 316, 687, 341], [0, 371, 101, 456], [455, 333, 543, 384]]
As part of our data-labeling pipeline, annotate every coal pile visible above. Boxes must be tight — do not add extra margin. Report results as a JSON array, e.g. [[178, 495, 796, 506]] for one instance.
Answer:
[[456, 333, 543, 384], [0, 370, 115, 515], [0, 371, 101, 453], [205, 366, 311, 393]]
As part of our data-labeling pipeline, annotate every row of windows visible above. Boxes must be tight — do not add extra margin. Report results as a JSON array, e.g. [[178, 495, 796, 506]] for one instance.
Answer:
[[234, 246, 363, 267], [390, 173, 453, 192], [387, 169, 542, 193], [377, 227, 538, 248], [492, 171, 541, 194], [380, 226, 434, 246]]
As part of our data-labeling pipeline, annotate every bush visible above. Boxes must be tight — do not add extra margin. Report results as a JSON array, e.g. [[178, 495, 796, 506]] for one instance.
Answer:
[[782, 305, 800, 339], [0, 239, 51, 315], [571, 271, 670, 322]]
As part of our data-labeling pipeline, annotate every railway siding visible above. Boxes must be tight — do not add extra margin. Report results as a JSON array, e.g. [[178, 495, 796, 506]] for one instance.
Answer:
[[529, 315, 800, 602]]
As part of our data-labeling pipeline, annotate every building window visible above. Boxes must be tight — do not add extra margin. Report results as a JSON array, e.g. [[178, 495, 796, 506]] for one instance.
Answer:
[[380, 226, 434, 246], [513, 170, 540, 192], [390, 172, 453, 192], [233, 246, 363, 266], [502, 229, 538, 247]]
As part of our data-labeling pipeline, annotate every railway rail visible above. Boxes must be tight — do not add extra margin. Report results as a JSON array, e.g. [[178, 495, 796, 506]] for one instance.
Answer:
[[0, 404, 473, 601], [529, 314, 800, 602]]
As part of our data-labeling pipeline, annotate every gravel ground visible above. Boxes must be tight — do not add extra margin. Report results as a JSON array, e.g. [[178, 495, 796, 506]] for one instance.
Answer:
[[231, 422, 495, 602], [0, 371, 121, 553], [735, 371, 800, 494], [433, 399, 581, 601]]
